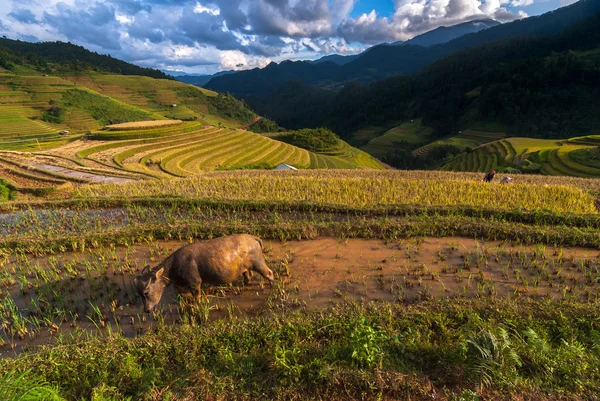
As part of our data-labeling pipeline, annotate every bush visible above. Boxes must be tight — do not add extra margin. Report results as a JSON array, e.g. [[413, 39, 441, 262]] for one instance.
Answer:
[[0, 179, 16, 202], [207, 93, 256, 124], [42, 100, 66, 124], [248, 118, 283, 133], [276, 128, 340, 152]]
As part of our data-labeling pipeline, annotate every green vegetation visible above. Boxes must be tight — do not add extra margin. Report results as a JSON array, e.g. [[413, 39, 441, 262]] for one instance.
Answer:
[[570, 146, 600, 169], [3, 300, 600, 400], [276, 128, 340, 152], [248, 117, 283, 133], [0, 370, 63, 401], [0, 179, 16, 201], [41, 100, 66, 124], [61, 89, 153, 126], [0, 37, 171, 79], [206, 92, 256, 124]]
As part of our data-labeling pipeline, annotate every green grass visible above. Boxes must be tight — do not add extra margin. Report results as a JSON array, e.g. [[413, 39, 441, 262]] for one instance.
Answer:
[[61, 89, 154, 126], [2, 299, 600, 400]]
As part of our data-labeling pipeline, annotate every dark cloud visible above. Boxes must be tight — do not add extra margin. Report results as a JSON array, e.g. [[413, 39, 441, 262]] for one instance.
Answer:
[[0, 0, 533, 72], [213, 0, 248, 31], [178, 6, 242, 51], [9, 8, 39, 24], [247, 0, 332, 37], [108, 0, 152, 14], [43, 2, 122, 50], [127, 12, 167, 44]]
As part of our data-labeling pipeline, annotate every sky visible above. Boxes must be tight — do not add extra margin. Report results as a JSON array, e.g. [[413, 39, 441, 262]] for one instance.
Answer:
[[0, 0, 575, 75]]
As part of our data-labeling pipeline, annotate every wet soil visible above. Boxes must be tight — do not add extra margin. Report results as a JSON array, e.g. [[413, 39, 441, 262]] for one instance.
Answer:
[[2, 237, 600, 357], [31, 163, 136, 184]]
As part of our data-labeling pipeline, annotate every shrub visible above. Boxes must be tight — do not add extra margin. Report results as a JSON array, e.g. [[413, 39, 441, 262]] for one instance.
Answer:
[[276, 128, 340, 152], [42, 100, 66, 124], [0, 179, 16, 202]]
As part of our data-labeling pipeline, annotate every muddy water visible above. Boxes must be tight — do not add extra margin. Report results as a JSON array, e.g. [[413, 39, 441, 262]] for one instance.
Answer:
[[2, 237, 600, 357]]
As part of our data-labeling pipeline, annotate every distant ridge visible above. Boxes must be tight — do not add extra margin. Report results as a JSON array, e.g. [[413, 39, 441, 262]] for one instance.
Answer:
[[205, 0, 600, 101], [0, 38, 171, 80], [396, 19, 500, 47]]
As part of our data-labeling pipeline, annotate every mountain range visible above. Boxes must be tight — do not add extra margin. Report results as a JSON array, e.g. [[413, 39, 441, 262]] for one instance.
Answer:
[[204, 0, 600, 110]]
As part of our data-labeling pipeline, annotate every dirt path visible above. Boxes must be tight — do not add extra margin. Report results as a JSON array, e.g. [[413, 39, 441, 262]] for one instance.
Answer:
[[239, 116, 261, 130]]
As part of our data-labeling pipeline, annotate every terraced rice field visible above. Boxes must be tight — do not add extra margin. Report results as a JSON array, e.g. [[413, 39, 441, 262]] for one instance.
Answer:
[[0, 72, 244, 151], [72, 123, 381, 177], [361, 120, 433, 158], [442, 136, 600, 177], [0, 122, 380, 188], [0, 75, 73, 149], [412, 130, 506, 158]]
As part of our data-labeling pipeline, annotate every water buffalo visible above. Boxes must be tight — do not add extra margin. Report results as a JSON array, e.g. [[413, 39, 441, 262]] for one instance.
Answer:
[[134, 234, 274, 312]]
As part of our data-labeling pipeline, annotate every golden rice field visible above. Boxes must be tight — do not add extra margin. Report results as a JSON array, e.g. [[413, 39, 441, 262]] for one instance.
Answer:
[[105, 120, 183, 130], [77, 170, 597, 214]]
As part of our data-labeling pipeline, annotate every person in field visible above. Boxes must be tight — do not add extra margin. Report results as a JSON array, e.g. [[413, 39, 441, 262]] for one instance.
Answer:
[[483, 170, 496, 182], [500, 176, 513, 184]]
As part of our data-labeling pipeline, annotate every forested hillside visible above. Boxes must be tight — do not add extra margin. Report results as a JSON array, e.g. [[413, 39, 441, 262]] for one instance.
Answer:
[[247, 9, 600, 149], [0, 38, 171, 79], [205, 0, 600, 109], [326, 11, 600, 140]]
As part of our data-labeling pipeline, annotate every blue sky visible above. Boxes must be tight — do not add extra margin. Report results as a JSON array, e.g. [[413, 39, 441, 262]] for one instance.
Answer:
[[0, 0, 574, 74], [351, 0, 396, 17]]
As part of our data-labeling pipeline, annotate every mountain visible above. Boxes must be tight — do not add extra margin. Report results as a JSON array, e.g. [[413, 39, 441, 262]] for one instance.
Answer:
[[324, 9, 600, 144], [174, 70, 236, 86], [205, 0, 600, 107], [397, 19, 500, 47], [309, 19, 498, 67], [0, 38, 171, 80], [311, 54, 361, 65]]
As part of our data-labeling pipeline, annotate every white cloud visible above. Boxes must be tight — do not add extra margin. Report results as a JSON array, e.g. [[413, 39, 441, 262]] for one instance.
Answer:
[[340, 0, 526, 42], [194, 2, 220, 16], [219, 50, 271, 70], [510, 0, 534, 6], [0, 0, 539, 73]]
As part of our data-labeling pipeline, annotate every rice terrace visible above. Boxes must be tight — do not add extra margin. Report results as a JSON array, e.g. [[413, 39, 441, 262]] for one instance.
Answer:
[[1, 1, 600, 400]]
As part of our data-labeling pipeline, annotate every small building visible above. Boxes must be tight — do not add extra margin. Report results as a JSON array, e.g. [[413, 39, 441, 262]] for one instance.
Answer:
[[274, 164, 298, 171], [171, 104, 177, 107], [59, 130, 69, 135]]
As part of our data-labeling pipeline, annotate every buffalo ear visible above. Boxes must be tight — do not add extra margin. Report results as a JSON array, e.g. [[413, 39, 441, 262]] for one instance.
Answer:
[[154, 267, 165, 280]]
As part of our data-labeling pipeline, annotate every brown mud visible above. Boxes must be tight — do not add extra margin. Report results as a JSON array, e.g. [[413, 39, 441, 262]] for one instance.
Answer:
[[2, 237, 600, 357]]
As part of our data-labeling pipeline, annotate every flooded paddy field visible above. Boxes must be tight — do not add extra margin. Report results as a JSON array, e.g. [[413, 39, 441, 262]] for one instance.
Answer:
[[2, 236, 600, 357]]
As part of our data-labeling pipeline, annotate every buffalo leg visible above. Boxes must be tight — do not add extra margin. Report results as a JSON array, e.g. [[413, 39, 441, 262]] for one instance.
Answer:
[[243, 270, 253, 284], [190, 282, 202, 303]]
